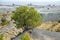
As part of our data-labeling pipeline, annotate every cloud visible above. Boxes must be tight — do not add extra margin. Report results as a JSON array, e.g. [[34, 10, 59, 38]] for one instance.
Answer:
[[0, 0, 60, 2], [0, 0, 60, 3]]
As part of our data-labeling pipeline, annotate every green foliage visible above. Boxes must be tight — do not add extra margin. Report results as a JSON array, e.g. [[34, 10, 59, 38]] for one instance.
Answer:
[[12, 6, 42, 29], [0, 34, 4, 40], [1, 18, 9, 25], [20, 33, 30, 40]]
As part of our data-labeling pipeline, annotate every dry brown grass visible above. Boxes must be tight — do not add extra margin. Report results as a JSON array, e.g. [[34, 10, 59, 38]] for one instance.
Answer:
[[37, 22, 60, 32]]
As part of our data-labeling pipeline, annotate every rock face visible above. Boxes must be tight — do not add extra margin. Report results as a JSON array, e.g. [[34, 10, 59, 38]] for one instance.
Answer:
[[12, 28, 60, 40], [31, 28, 60, 40], [0, 21, 23, 40], [0, 13, 23, 40]]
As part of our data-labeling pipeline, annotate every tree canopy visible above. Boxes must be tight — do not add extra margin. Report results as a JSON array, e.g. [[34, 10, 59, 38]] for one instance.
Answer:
[[12, 6, 42, 29]]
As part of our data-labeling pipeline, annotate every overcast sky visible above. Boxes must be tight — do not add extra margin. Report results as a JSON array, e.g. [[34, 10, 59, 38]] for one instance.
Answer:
[[0, 0, 60, 2], [0, 0, 60, 5]]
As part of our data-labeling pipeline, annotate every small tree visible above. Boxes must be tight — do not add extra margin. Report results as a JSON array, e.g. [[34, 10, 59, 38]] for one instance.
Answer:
[[12, 6, 42, 30]]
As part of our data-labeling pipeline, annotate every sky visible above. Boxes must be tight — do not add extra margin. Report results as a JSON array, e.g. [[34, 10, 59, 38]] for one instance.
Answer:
[[0, 0, 60, 5], [0, 0, 60, 2]]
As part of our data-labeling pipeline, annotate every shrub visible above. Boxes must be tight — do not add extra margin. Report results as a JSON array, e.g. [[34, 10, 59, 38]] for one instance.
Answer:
[[20, 33, 30, 40], [1, 18, 9, 25], [0, 34, 4, 40], [12, 6, 42, 30]]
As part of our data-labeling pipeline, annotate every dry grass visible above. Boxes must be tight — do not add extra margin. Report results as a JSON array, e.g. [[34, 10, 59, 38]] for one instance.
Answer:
[[37, 22, 60, 32]]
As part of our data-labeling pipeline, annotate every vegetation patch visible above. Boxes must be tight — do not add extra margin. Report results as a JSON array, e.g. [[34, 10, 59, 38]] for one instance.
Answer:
[[12, 6, 42, 30], [0, 33, 4, 40], [38, 22, 60, 32], [1, 17, 9, 25], [20, 33, 31, 40]]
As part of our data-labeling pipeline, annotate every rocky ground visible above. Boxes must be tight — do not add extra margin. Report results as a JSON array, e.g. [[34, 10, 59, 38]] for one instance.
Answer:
[[12, 28, 60, 40], [0, 13, 60, 40], [31, 28, 60, 40], [0, 21, 60, 40], [0, 21, 23, 40]]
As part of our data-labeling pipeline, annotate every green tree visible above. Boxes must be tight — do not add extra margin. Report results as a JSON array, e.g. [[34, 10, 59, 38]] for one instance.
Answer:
[[12, 6, 42, 30]]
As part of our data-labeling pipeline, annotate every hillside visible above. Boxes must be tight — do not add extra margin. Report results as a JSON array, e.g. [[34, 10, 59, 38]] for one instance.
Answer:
[[38, 22, 60, 32]]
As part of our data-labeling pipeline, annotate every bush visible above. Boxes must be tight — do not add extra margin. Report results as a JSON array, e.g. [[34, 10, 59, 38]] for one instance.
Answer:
[[12, 6, 42, 29], [1, 18, 9, 25], [20, 33, 30, 40], [0, 34, 4, 40]]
